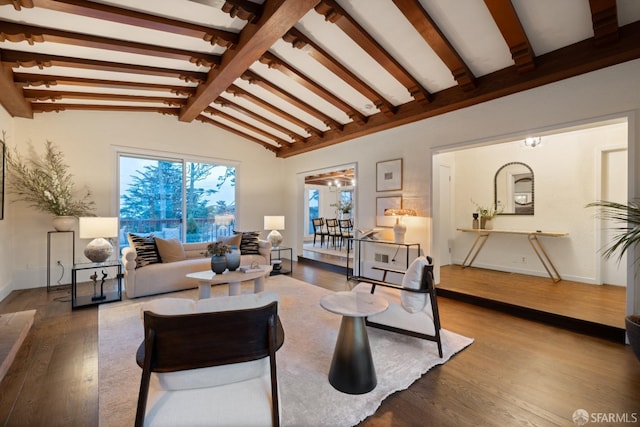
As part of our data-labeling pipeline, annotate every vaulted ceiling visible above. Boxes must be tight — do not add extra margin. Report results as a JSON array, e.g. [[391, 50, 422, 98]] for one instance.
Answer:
[[1, 0, 639, 158]]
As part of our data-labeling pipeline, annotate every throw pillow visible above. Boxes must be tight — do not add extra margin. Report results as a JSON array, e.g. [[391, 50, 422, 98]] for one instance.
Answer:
[[400, 256, 431, 313], [127, 233, 161, 268], [235, 231, 260, 254], [218, 233, 242, 248], [154, 237, 186, 263]]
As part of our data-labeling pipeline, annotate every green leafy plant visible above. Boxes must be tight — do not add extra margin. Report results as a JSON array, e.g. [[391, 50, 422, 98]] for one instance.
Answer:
[[331, 200, 352, 213], [2, 132, 95, 216], [205, 241, 231, 257], [472, 199, 502, 219], [586, 200, 640, 263]]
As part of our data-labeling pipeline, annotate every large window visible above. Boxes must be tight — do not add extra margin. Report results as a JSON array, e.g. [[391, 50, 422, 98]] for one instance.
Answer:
[[119, 154, 236, 247], [307, 188, 319, 235]]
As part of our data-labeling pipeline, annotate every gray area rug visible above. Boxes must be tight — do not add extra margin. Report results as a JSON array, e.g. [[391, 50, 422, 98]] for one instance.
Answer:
[[99, 275, 473, 426]]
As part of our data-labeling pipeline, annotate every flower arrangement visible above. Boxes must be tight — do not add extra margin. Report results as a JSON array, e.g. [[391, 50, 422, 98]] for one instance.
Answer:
[[331, 200, 352, 213], [472, 199, 503, 219], [205, 241, 232, 257], [2, 132, 95, 217]]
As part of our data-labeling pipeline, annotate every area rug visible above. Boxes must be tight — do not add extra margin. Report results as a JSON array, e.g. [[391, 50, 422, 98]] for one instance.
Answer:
[[98, 275, 473, 427]]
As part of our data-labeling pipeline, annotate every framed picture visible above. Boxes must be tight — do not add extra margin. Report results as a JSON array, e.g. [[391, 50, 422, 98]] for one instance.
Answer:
[[376, 196, 401, 226], [376, 158, 402, 192]]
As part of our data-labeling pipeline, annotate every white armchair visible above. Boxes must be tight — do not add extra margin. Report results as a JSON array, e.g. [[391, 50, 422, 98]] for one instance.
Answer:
[[352, 256, 443, 357]]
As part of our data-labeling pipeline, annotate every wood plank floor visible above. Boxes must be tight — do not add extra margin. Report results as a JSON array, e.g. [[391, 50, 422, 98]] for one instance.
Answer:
[[1, 261, 639, 426]]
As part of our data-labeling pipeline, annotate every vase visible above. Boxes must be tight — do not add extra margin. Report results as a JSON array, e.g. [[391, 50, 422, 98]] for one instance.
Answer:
[[480, 218, 493, 230], [625, 315, 640, 362], [225, 246, 241, 271], [52, 216, 76, 232], [210, 255, 227, 274]]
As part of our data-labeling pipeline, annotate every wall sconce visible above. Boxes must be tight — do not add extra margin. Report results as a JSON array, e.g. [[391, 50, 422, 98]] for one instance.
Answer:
[[384, 209, 417, 243], [264, 216, 285, 248], [79, 217, 119, 263], [524, 137, 542, 148]]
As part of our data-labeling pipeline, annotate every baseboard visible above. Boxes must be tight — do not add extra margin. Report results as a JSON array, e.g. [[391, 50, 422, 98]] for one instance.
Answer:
[[297, 256, 352, 276], [436, 287, 626, 343]]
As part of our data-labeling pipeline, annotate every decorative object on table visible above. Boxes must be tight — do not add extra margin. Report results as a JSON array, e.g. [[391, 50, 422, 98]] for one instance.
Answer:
[[472, 200, 502, 230], [225, 245, 241, 271], [376, 195, 402, 227], [472, 213, 479, 229], [384, 208, 417, 243], [92, 269, 108, 301], [331, 200, 352, 219], [376, 158, 402, 192], [586, 199, 640, 361], [4, 136, 95, 229], [206, 241, 231, 274], [264, 215, 285, 247], [214, 213, 234, 239], [80, 217, 119, 262]]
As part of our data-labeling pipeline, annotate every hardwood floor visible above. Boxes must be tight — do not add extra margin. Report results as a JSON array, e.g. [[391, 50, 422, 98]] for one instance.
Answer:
[[1, 261, 639, 426]]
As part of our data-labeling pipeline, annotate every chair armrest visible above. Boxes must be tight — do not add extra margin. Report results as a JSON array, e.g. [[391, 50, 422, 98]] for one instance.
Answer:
[[354, 276, 427, 294]]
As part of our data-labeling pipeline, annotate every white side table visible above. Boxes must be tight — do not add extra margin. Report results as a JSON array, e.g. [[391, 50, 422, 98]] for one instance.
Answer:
[[186, 266, 272, 299], [320, 291, 388, 394]]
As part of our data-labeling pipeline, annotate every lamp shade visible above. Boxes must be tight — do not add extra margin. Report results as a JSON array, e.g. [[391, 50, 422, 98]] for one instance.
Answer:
[[79, 217, 119, 239], [264, 216, 285, 230]]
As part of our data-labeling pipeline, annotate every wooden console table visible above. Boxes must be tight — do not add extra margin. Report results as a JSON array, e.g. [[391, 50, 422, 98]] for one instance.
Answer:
[[457, 228, 569, 283]]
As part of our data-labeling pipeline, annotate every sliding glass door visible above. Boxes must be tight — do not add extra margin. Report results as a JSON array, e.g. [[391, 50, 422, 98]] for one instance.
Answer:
[[118, 153, 236, 249]]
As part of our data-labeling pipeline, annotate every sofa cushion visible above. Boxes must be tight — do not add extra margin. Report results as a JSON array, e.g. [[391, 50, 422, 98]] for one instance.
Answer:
[[218, 234, 242, 248], [235, 231, 260, 255], [140, 291, 280, 391], [155, 237, 186, 263], [400, 256, 431, 313], [128, 233, 161, 268]]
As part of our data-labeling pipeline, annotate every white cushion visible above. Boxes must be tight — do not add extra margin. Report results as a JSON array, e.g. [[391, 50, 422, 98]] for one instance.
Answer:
[[140, 292, 280, 391], [400, 256, 431, 313]]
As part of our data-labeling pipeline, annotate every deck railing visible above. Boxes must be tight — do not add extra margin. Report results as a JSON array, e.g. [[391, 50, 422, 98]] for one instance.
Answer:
[[119, 218, 235, 248]]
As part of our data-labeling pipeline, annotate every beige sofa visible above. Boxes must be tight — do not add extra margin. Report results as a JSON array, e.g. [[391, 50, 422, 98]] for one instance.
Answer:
[[122, 240, 272, 298]]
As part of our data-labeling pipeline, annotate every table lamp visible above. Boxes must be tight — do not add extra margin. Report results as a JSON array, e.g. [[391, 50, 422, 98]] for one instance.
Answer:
[[384, 209, 417, 243], [264, 216, 285, 248], [79, 217, 119, 262]]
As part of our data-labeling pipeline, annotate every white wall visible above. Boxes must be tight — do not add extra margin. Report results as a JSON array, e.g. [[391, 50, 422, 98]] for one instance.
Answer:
[[283, 58, 640, 315], [0, 106, 15, 301], [0, 111, 283, 297], [448, 123, 627, 283]]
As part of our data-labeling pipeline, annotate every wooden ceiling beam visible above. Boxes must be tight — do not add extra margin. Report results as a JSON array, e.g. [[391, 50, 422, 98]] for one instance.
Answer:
[[0, 54, 32, 117], [180, 0, 319, 122], [205, 106, 289, 146], [196, 113, 279, 152], [215, 95, 305, 142], [392, 0, 476, 91], [14, 73, 196, 96], [1, 50, 207, 83], [0, 0, 34, 11], [226, 84, 322, 136], [241, 69, 342, 131], [483, 0, 536, 73], [222, 0, 263, 22], [0, 20, 220, 68], [283, 27, 396, 116], [277, 20, 640, 157], [315, 0, 430, 102], [260, 51, 367, 125], [31, 103, 179, 114], [22, 89, 187, 106], [589, 0, 619, 46], [29, 0, 238, 48]]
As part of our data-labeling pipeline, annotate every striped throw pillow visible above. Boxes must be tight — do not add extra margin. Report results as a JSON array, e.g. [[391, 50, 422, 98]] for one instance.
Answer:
[[128, 233, 161, 268], [235, 231, 260, 255]]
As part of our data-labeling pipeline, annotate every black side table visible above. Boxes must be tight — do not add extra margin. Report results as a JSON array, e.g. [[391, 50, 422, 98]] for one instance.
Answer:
[[269, 247, 292, 276], [72, 260, 123, 309]]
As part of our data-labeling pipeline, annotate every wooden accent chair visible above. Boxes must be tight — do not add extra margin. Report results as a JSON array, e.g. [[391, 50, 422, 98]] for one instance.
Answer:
[[338, 219, 354, 249], [325, 218, 341, 248], [311, 217, 329, 247], [352, 256, 442, 357], [135, 295, 285, 427]]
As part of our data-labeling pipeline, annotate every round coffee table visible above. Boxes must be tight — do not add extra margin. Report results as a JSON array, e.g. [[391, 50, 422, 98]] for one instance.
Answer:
[[186, 266, 272, 299], [320, 291, 388, 394]]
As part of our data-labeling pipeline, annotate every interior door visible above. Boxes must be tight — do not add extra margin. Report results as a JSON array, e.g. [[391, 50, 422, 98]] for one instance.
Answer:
[[438, 164, 452, 266], [601, 148, 628, 286]]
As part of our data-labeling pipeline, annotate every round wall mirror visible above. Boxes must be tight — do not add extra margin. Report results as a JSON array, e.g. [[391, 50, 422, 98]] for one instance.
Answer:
[[494, 162, 534, 215]]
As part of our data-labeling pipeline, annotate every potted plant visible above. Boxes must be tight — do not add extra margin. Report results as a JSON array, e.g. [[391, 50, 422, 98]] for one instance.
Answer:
[[205, 241, 231, 274], [2, 132, 95, 230], [472, 200, 502, 229], [331, 200, 352, 219], [587, 199, 640, 361]]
